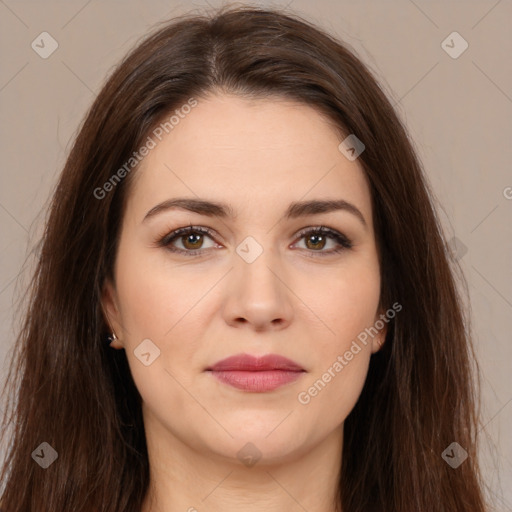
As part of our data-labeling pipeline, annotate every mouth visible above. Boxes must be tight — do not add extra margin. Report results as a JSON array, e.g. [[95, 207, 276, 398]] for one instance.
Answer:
[[205, 353, 305, 392]]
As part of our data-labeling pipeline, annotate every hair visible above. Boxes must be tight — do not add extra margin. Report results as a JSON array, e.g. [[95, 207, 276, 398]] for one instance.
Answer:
[[0, 4, 488, 511]]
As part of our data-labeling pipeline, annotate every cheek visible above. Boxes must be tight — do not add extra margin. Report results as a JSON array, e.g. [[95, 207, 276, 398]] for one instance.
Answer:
[[113, 254, 198, 417], [114, 247, 193, 339], [317, 258, 381, 346], [113, 248, 207, 380], [296, 259, 380, 416], [297, 347, 371, 432]]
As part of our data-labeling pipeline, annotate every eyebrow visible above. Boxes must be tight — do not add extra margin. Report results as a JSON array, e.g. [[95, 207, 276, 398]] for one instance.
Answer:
[[143, 198, 367, 228]]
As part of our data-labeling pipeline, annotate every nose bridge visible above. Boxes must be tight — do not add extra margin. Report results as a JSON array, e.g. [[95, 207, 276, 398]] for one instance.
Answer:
[[222, 230, 294, 328], [234, 232, 282, 293]]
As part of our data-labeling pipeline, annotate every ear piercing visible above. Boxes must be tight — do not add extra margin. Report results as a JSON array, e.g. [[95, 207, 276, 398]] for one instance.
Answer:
[[106, 332, 117, 345]]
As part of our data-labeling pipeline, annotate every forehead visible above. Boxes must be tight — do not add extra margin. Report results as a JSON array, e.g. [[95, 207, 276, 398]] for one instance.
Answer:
[[125, 93, 372, 224]]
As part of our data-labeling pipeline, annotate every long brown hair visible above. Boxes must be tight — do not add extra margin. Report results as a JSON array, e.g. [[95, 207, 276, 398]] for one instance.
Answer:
[[0, 5, 488, 511]]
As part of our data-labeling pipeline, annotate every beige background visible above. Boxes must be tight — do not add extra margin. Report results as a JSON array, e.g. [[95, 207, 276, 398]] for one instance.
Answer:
[[0, 0, 511, 508]]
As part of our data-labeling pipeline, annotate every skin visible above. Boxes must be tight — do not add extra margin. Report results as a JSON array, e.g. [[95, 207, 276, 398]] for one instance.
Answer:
[[102, 93, 387, 512]]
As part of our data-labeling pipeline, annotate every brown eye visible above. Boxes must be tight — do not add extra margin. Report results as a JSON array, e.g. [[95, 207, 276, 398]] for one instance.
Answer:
[[181, 232, 205, 250], [294, 226, 353, 257], [159, 226, 217, 255], [158, 225, 352, 257], [304, 233, 327, 251]]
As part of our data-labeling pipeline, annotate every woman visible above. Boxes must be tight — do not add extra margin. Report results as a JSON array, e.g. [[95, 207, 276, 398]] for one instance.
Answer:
[[0, 5, 488, 511]]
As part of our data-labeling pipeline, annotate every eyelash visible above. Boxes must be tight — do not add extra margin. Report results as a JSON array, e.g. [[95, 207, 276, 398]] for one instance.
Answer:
[[156, 225, 353, 258]]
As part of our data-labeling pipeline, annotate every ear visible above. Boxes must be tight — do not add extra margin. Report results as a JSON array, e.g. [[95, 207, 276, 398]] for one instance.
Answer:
[[100, 278, 124, 349], [370, 310, 388, 354]]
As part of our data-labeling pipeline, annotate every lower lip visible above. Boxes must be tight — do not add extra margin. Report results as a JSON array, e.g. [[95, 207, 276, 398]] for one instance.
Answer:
[[208, 370, 304, 392]]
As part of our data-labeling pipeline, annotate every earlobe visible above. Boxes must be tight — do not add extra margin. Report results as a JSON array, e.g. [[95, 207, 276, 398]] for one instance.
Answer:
[[100, 279, 124, 349], [372, 332, 386, 353], [371, 311, 388, 354]]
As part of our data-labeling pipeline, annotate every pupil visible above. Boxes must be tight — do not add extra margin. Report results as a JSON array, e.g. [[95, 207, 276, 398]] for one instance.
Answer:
[[308, 234, 325, 249], [185, 233, 202, 248]]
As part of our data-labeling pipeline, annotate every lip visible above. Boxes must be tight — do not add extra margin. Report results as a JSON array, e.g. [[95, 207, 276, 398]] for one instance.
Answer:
[[207, 353, 304, 372], [206, 353, 305, 392]]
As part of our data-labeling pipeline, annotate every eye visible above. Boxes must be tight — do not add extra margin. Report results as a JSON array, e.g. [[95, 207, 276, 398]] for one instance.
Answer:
[[157, 225, 218, 255], [292, 226, 353, 257], [156, 225, 352, 257]]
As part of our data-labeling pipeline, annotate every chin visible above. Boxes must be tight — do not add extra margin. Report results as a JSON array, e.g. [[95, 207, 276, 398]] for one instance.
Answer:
[[205, 422, 310, 463]]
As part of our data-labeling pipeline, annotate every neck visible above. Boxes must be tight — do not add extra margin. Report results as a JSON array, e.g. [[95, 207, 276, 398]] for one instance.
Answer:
[[141, 414, 343, 512]]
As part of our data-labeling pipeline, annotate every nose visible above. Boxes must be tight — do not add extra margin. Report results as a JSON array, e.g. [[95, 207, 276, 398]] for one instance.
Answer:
[[221, 241, 294, 332]]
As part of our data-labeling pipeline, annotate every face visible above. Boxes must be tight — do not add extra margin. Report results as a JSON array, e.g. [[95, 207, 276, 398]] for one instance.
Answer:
[[102, 93, 386, 466]]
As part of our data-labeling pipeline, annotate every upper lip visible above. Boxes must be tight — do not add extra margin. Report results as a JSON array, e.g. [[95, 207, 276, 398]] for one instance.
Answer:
[[206, 353, 305, 372]]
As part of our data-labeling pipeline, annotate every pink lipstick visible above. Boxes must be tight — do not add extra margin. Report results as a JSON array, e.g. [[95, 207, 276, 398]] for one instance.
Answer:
[[206, 353, 305, 392]]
